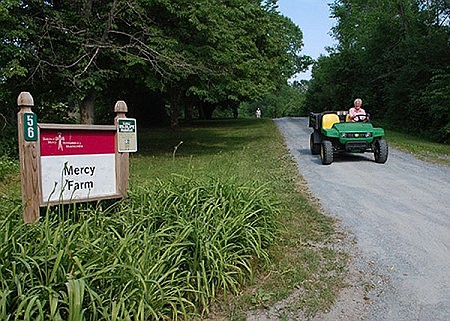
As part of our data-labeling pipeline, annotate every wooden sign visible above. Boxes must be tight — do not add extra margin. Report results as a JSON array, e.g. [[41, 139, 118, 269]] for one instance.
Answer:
[[39, 126, 119, 204], [17, 92, 134, 223]]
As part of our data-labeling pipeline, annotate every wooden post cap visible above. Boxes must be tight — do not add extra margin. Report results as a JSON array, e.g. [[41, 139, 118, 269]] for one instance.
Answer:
[[114, 101, 128, 113], [17, 92, 34, 107]]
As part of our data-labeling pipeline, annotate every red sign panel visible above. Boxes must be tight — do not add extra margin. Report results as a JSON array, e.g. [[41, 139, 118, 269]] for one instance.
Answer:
[[40, 129, 115, 156]]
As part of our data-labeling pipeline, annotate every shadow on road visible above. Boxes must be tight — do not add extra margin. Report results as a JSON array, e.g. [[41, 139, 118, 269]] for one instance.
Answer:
[[298, 148, 375, 164]]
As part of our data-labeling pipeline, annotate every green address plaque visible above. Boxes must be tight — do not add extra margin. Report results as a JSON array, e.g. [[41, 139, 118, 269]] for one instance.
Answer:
[[24, 112, 38, 141]]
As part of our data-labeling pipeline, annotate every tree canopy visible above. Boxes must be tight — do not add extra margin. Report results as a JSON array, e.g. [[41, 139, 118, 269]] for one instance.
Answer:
[[0, 0, 308, 131], [304, 0, 450, 142]]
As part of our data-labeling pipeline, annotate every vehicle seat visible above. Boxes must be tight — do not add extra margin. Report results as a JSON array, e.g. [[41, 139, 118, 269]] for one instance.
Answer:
[[345, 114, 351, 122], [322, 114, 340, 129]]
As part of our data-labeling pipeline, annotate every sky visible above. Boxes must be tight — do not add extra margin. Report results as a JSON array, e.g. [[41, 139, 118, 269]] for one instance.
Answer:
[[277, 0, 336, 80]]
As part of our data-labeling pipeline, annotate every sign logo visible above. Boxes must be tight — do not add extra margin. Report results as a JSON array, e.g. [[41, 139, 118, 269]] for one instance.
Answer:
[[56, 132, 65, 151]]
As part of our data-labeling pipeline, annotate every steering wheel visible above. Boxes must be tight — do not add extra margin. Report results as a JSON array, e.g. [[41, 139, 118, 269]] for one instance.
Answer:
[[353, 113, 369, 122]]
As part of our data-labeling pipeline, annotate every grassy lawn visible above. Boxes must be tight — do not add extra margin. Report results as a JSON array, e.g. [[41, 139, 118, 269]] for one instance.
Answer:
[[0, 118, 447, 320], [384, 130, 450, 166], [132, 119, 344, 318]]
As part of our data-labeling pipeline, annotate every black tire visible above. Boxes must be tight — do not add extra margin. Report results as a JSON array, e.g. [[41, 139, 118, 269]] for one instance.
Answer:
[[374, 139, 388, 163], [321, 140, 333, 165], [310, 133, 321, 155]]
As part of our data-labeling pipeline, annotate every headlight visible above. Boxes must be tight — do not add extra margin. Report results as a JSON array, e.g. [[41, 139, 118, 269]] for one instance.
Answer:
[[341, 132, 372, 138]]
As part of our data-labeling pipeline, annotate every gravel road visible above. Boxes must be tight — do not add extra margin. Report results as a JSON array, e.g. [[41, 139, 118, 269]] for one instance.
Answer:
[[274, 117, 450, 321]]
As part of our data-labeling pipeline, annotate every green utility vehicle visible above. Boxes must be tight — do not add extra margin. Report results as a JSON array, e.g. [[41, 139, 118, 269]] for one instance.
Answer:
[[309, 111, 388, 165]]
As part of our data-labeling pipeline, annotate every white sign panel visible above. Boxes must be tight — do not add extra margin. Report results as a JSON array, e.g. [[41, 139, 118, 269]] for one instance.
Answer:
[[41, 154, 116, 203], [40, 128, 118, 204]]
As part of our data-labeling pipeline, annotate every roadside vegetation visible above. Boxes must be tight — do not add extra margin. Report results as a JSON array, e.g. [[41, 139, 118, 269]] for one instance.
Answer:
[[1, 118, 448, 320], [0, 119, 339, 320], [303, 0, 449, 143], [385, 130, 450, 166], [1, 1, 447, 318]]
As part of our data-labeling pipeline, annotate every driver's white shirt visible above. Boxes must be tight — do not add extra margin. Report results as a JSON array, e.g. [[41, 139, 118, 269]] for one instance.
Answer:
[[349, 107, 366, 121]]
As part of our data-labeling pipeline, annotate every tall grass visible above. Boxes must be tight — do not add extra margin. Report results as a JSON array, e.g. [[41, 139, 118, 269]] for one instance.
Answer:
[[1, 118, 354, 319], [0, 176, 278, 320]]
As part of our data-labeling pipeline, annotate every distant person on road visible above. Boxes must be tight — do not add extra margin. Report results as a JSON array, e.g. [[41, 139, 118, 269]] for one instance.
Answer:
[[256, 108, 261, 118], [348, 98, 366, 122]]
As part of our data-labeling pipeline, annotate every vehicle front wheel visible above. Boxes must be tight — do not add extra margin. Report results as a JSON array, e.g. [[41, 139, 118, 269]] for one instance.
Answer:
[[374, 139, 388, 163], [321, 140, 333, 165], [310, 133, 321, 155]]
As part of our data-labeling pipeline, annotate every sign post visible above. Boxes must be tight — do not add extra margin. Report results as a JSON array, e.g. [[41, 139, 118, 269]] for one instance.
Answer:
[[17, 92, 41, 223], [114, 101, 131, 197]]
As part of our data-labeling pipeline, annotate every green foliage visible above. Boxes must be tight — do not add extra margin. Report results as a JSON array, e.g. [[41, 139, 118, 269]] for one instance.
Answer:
[[419, 69, 450, 143], [0, 119, 351, 319], [385, 129, 450, 165], [126, 119, 346, 317], [0, 155, 18, 181], [0, 116, 17, 158], [305, 0, 450, 142], [0, 176, 278, 319], [34, 102, 78, 124], [0, 0, 308, 126], [241, 82, 308, 118]]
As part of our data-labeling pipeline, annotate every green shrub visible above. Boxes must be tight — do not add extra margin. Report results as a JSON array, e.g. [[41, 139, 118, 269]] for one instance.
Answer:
[[0, 124, 18, 159], [0, 155, 18, 181]]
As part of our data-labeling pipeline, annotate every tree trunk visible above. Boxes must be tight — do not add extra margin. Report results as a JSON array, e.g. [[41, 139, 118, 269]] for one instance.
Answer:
[[397, 0, 409, 35], [204, 104, 215, 119], [230, 101, 239, 119], [198, 101, 206, 120], [80, 93, 95, 124], [184, 95, 194, 123], [169, 91, 181, 129], [170, 104, 179, 129]]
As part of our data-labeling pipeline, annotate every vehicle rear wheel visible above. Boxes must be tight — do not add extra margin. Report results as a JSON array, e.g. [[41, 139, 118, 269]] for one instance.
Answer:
[[310, 133, 321, 155], [321, 140, 333, 165], [374, 139, 388, 163]]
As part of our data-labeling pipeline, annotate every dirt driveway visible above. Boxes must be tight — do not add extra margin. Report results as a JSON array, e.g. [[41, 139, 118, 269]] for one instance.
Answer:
[[274, 117, 450, 320]]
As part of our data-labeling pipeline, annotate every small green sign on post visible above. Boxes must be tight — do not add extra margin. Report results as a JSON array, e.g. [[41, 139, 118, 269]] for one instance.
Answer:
[[117, 118, 137, 152], [23, 112, 37, 141]]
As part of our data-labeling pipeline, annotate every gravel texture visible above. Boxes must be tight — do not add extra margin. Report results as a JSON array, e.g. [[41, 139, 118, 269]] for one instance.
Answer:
[[272, 117, 450, 321]]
